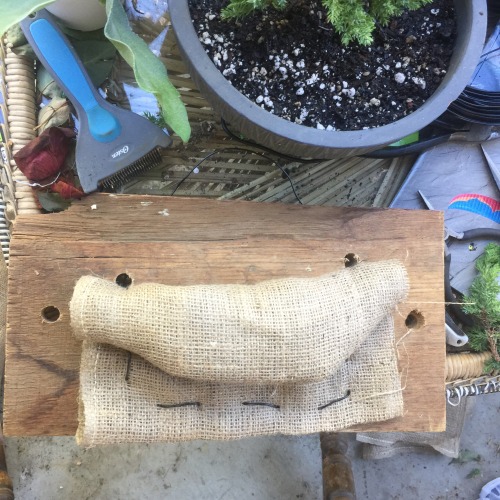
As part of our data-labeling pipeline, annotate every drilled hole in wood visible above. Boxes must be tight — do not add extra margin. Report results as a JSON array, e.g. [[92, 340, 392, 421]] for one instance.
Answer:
[[116, 273, 132, 288], [344, 253, 360, 267], [405, 310, 425, 330], [41, 306, 60, 323]]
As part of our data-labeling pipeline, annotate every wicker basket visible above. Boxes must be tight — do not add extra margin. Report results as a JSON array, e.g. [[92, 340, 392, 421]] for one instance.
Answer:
[[1, 22, 498, 400]]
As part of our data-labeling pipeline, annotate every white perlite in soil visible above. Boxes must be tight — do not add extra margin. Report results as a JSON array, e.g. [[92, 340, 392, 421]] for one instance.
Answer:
[[189, 0, 456, 131]]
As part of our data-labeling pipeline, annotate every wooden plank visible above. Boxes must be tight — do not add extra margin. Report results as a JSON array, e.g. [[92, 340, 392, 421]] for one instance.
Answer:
[[5, 194, 445, 436]]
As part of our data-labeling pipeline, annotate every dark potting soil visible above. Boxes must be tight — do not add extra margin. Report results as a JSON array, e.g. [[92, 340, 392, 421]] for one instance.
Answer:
[[188, 0, 457, 131]]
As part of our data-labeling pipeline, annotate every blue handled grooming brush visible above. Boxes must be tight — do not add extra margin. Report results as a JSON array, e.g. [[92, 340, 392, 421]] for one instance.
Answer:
[[20, 9, 172, 193]]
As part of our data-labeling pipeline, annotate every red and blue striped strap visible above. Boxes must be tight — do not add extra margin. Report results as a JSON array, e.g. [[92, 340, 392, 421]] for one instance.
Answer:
[[449, 194, 500, 224]]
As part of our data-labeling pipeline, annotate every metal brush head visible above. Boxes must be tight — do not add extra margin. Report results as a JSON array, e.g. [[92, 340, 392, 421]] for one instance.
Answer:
[[74, 101, 172, 193], [99, 148, 164, 192]]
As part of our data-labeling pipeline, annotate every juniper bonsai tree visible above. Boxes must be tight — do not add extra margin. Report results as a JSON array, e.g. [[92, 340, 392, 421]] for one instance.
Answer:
[[222, 0, 434, 45]]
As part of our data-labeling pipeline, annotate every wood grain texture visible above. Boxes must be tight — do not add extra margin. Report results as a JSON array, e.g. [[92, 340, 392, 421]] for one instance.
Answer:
[[5, 194, 445, 436]]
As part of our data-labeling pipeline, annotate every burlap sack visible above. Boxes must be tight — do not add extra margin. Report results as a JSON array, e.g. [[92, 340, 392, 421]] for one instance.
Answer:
[[71, 260, 408, 445]]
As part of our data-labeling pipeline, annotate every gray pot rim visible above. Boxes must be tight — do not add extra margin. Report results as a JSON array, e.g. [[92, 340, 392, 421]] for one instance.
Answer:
[[169, 0, 488, 158]]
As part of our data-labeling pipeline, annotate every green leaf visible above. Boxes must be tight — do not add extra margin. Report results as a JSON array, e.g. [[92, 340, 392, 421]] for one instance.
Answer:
[[57, 27, 117, 86], [224, 0, 434, 46], [38, 97, 70, 132], [0, 0, 56, 37], [462, 243, 500, 360], [71, 38, 116, 87], [59, 25, 109, 41], [143, 111, 168, 129], [450, 449, 481, 465], [11, 43, 36, 58], [36, 191, 72, 212], [36, 65, 63, 98], [36, 31, 116, 96], [484, 358, 500, 373], [103, 0, 191, 142], [466, 468, 482, 479], [5, 24, 27, 47]]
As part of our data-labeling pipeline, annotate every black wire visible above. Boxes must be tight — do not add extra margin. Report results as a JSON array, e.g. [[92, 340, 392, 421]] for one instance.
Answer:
[[276, 164, 303, 204], [170, 151, 218, 196], [125, 351, 133, 382], [317, 389, 351, 410], [157, 402, 201, 409], [242, 401, 281, 409], [169, 145, 303, 204], [480, 46, 500, 60], [471, 38, 500, 88], [229, 147, 303, 203]]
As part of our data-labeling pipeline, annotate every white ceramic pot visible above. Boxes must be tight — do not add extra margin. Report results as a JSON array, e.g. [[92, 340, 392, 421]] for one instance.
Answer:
[[46, 0, 107, 31]]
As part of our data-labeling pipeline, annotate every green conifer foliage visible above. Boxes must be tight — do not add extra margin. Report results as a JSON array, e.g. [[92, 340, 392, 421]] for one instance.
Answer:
[[463, 243, 500, 373], [221, 0, 434, 46]]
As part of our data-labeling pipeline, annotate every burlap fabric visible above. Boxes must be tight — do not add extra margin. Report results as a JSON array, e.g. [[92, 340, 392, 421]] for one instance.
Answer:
[[70, 260, 408, 445]]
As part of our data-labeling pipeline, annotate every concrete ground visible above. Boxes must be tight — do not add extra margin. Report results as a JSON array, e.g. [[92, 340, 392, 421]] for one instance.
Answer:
[[4, 392, 499, 500]]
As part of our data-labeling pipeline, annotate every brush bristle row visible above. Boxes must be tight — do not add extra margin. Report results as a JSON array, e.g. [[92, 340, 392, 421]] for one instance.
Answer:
[[99, 148, 163, 191]]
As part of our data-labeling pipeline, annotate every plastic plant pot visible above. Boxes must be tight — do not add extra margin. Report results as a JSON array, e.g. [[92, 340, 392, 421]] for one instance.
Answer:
[[169, 0, 488, 159]]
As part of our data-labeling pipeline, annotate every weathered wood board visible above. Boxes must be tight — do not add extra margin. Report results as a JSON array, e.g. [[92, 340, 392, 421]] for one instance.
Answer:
[[5, 194, 444, 436]]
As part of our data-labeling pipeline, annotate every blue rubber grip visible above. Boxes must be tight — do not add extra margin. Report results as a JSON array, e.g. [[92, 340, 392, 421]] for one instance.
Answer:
[[29, 18, 121, 143]]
